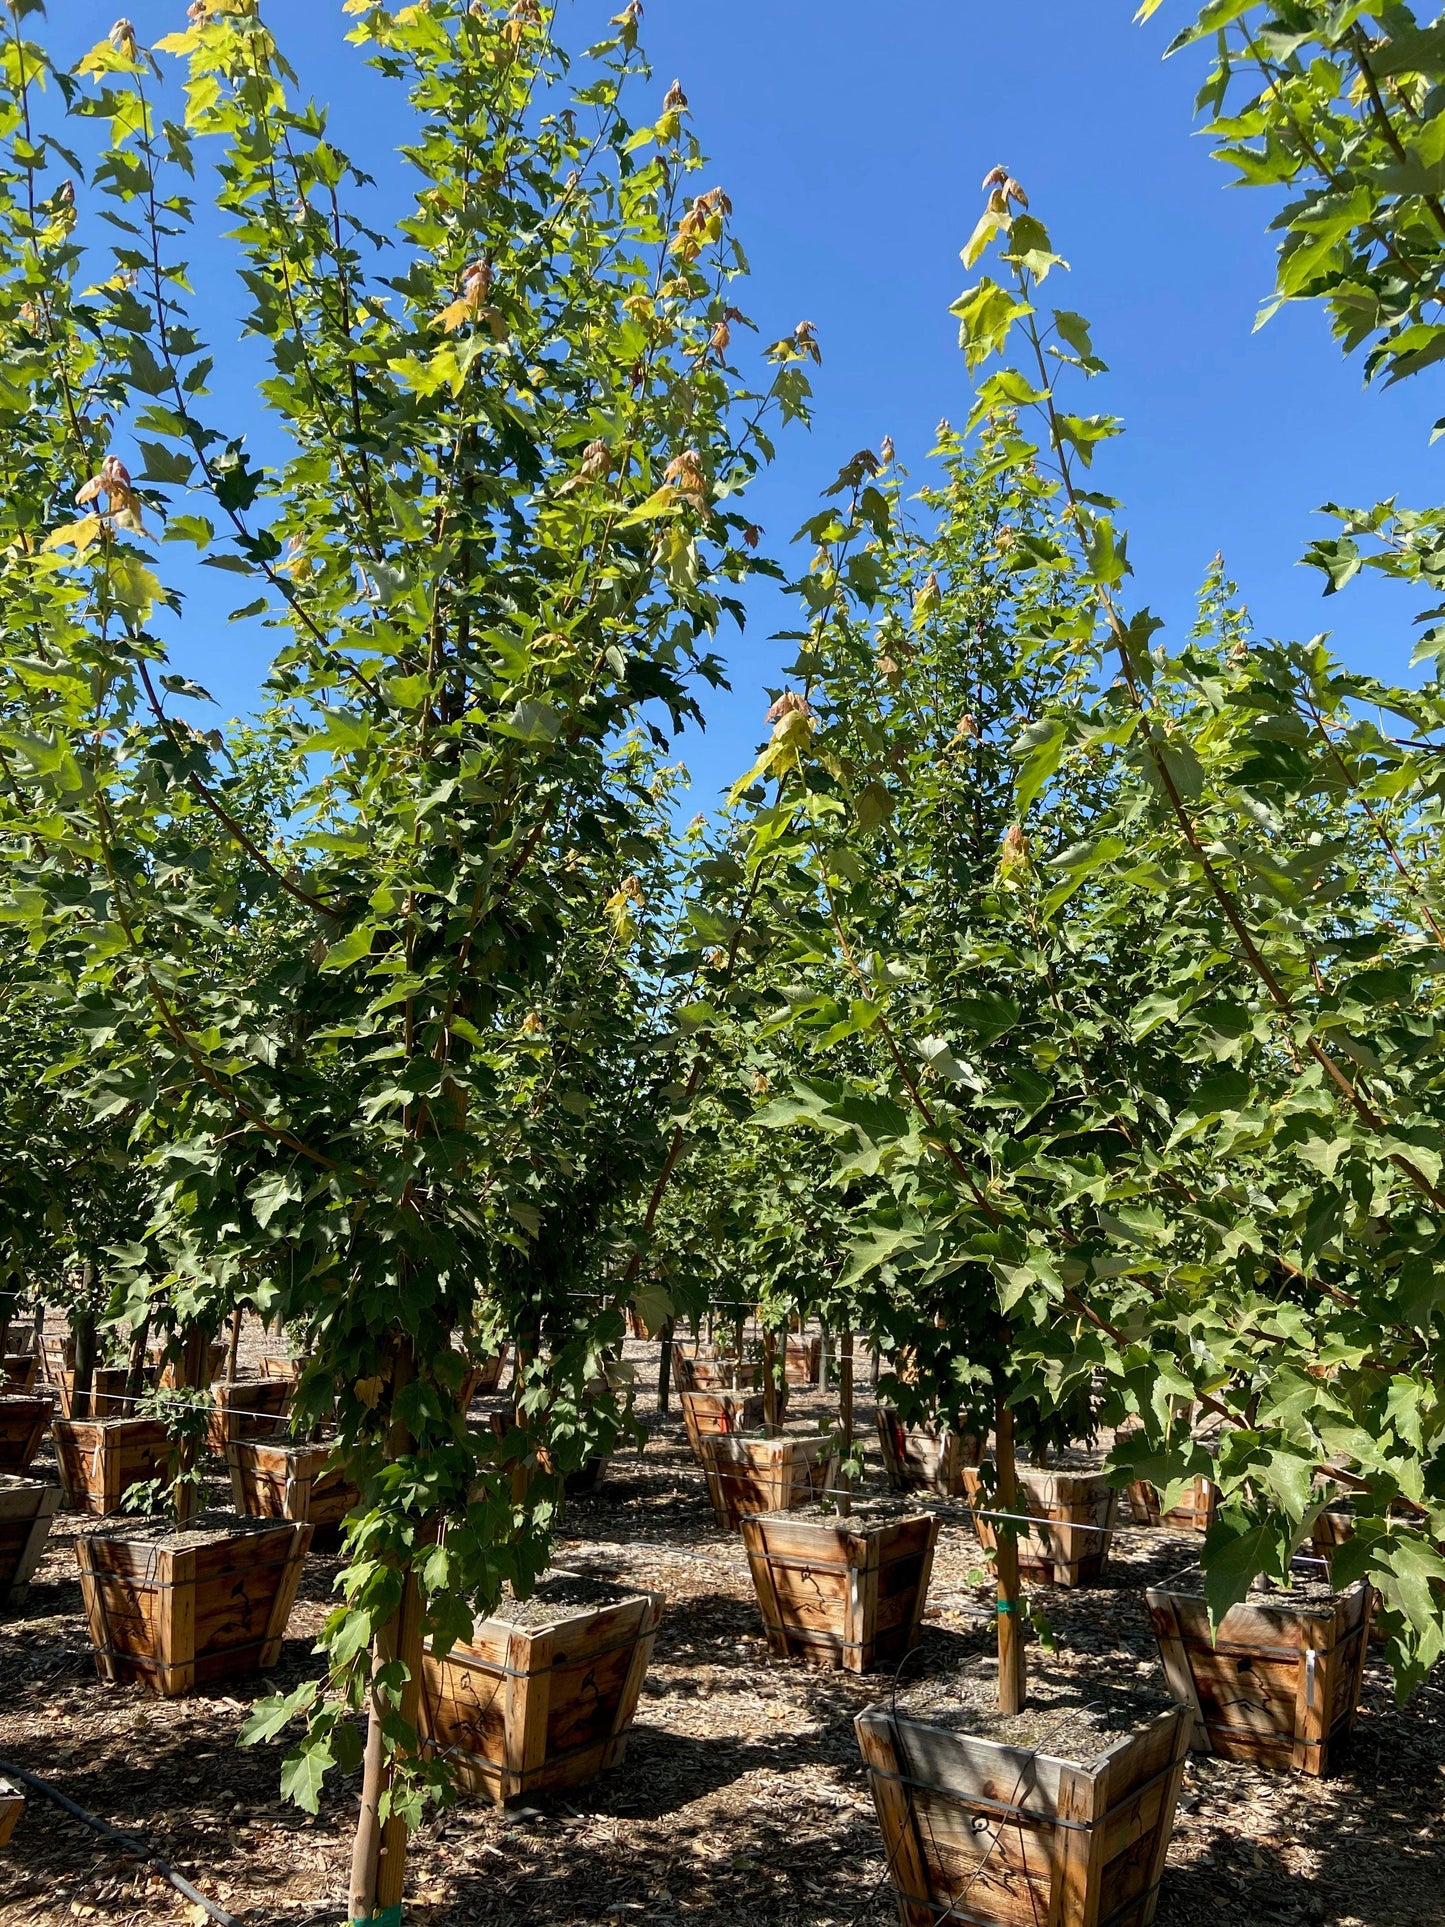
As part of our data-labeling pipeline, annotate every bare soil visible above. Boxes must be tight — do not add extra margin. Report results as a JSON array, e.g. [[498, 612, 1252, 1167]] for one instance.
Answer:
[[0, 1338, 1441, 1927]]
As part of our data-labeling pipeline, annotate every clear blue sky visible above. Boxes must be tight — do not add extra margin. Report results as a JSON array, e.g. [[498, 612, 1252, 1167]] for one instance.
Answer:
[[54, 2, 1443, 810]]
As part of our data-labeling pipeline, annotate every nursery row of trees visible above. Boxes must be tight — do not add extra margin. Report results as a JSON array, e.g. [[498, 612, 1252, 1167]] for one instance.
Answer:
[[2, 0, 1445, 1919]]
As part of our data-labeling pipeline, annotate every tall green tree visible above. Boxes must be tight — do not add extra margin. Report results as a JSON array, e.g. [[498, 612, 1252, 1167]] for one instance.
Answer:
[[0, 3, 809, 1918]]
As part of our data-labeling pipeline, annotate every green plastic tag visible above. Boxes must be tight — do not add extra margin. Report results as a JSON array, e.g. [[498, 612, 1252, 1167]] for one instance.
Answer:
[[351, 1910, 403, 1927]]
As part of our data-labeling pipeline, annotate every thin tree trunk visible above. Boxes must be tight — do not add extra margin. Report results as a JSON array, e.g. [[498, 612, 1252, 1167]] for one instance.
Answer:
[[994, 1393, 1026, 1716], [70, 1297, 97, 1423], [656, 1319, 673, 1417], [349, 1343, 426, 1923], [125, 1315, 151, 1404], [818, 1322, 830, 1394], [836, 1328, 854, 1518], [225, 1308, 243, 1386], [761, 1324, 780, 1438], [174, 1324, 211, 1531]]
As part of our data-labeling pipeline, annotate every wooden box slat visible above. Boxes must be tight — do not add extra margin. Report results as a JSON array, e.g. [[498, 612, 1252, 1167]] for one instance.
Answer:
[[207, 1377, 292, 1452], [0, 1394, 57, 1477], [856, 1704, 1190, 1927], [679, 1390, 766, 1465], [51, 1418, 168, 1516], [1146, 1581, 1370, 1776], [2, 1354, 38, 1394], [672, 1349, 760, 1396], [698, 1433, 838, 1532], [225, 1439, 359, 1531], [963, 1465, 1118, 1588], [784, 1337, 822, 1387], [876, 1408, 984, 1498], [420, 1588, 664, 1803], [49, 1367, 138, 1422], [1127, 1478, 1218, 1535], [742, 1511, 939, 1673], [0, 1477, 62, 1607], [75, 1519, 313, 1697]]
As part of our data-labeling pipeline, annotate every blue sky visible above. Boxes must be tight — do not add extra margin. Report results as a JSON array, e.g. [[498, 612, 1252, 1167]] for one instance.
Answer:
[[52, 1, 1444, 809]]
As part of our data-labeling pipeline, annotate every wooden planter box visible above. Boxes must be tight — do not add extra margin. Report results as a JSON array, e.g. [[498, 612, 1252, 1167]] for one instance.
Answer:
[[699, 1432, 838, 1532], [742, 1510, 939, 1672], [876, 1407, 983, 1498], [784, 1336, 822, 1387], [679, 1389, 765, 1464], [1127, 1476, 1218, 1535], [75, 1516, 313, 1697], [0, 1477, 62, 1608], [672, 1348, 753, 1395], [226, 1438, 359, 1533], [157, 1343, 227, 1390], [52, 1417, 168, 1516], [419, 1578, 664, 1803], [562, 1456, 609, 1498], [2, 1353, 38, 1394], [856, 1704, 1190, 1927], [1146, 1580, 1371, 1776], [461, 1349, 509, 1403], [0, 1775, 22, 1849], [52, 1366, 136, 1421], [963, 1464, 1118, 1588], [0, 1393, 57, 1476], [207, 1377, 291, 1453]]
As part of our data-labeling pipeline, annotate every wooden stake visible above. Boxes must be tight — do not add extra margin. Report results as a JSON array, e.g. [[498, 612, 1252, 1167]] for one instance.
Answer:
[[761, 1325, 780, 1438], [994, 1394, 1026, 1716], [124, 1315, 151, 1405], [349, 1343, 425, 1923], [837, 1328, 855, 1519], [70, 1302, 97, 1424], [374, 1564, 426, 1916], [174, 1324, 211, 1531]]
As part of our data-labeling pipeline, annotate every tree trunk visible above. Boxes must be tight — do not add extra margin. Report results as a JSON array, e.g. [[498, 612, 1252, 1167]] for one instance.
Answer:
[[125, 1314, 152, 1405], [761, 1324, 780, 1438], [225, 1308, 243, 1386], [818, 1322, 830, 1394], [994, 1394, 1026, 1716], [174, 1324, 212, 1531], [656, 1320, 673, 1417], [836, 1328, 854, 1518], [70, 1298, 97, 1423], [348, 1343, 426, 1925]]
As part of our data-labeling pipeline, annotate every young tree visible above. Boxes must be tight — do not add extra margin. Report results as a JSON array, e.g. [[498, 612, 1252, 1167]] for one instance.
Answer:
[[0, 3, 809, 1917]]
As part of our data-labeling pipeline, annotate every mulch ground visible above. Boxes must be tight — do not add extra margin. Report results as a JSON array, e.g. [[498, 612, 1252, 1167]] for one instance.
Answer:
[[1, 1348, 1442, 1927]]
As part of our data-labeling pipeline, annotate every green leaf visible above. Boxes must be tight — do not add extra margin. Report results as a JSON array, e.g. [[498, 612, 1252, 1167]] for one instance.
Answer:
[[321, 925, 378, 974], [1014, 716, 1067, 813], [239, 1679, 319, 1747], [280, 1734, 333, 1815], [108, 554, 166, 624]]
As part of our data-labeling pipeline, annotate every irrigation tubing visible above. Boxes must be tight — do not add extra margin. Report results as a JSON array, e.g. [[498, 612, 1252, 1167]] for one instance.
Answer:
[[0, 1756, 246, 1927]]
